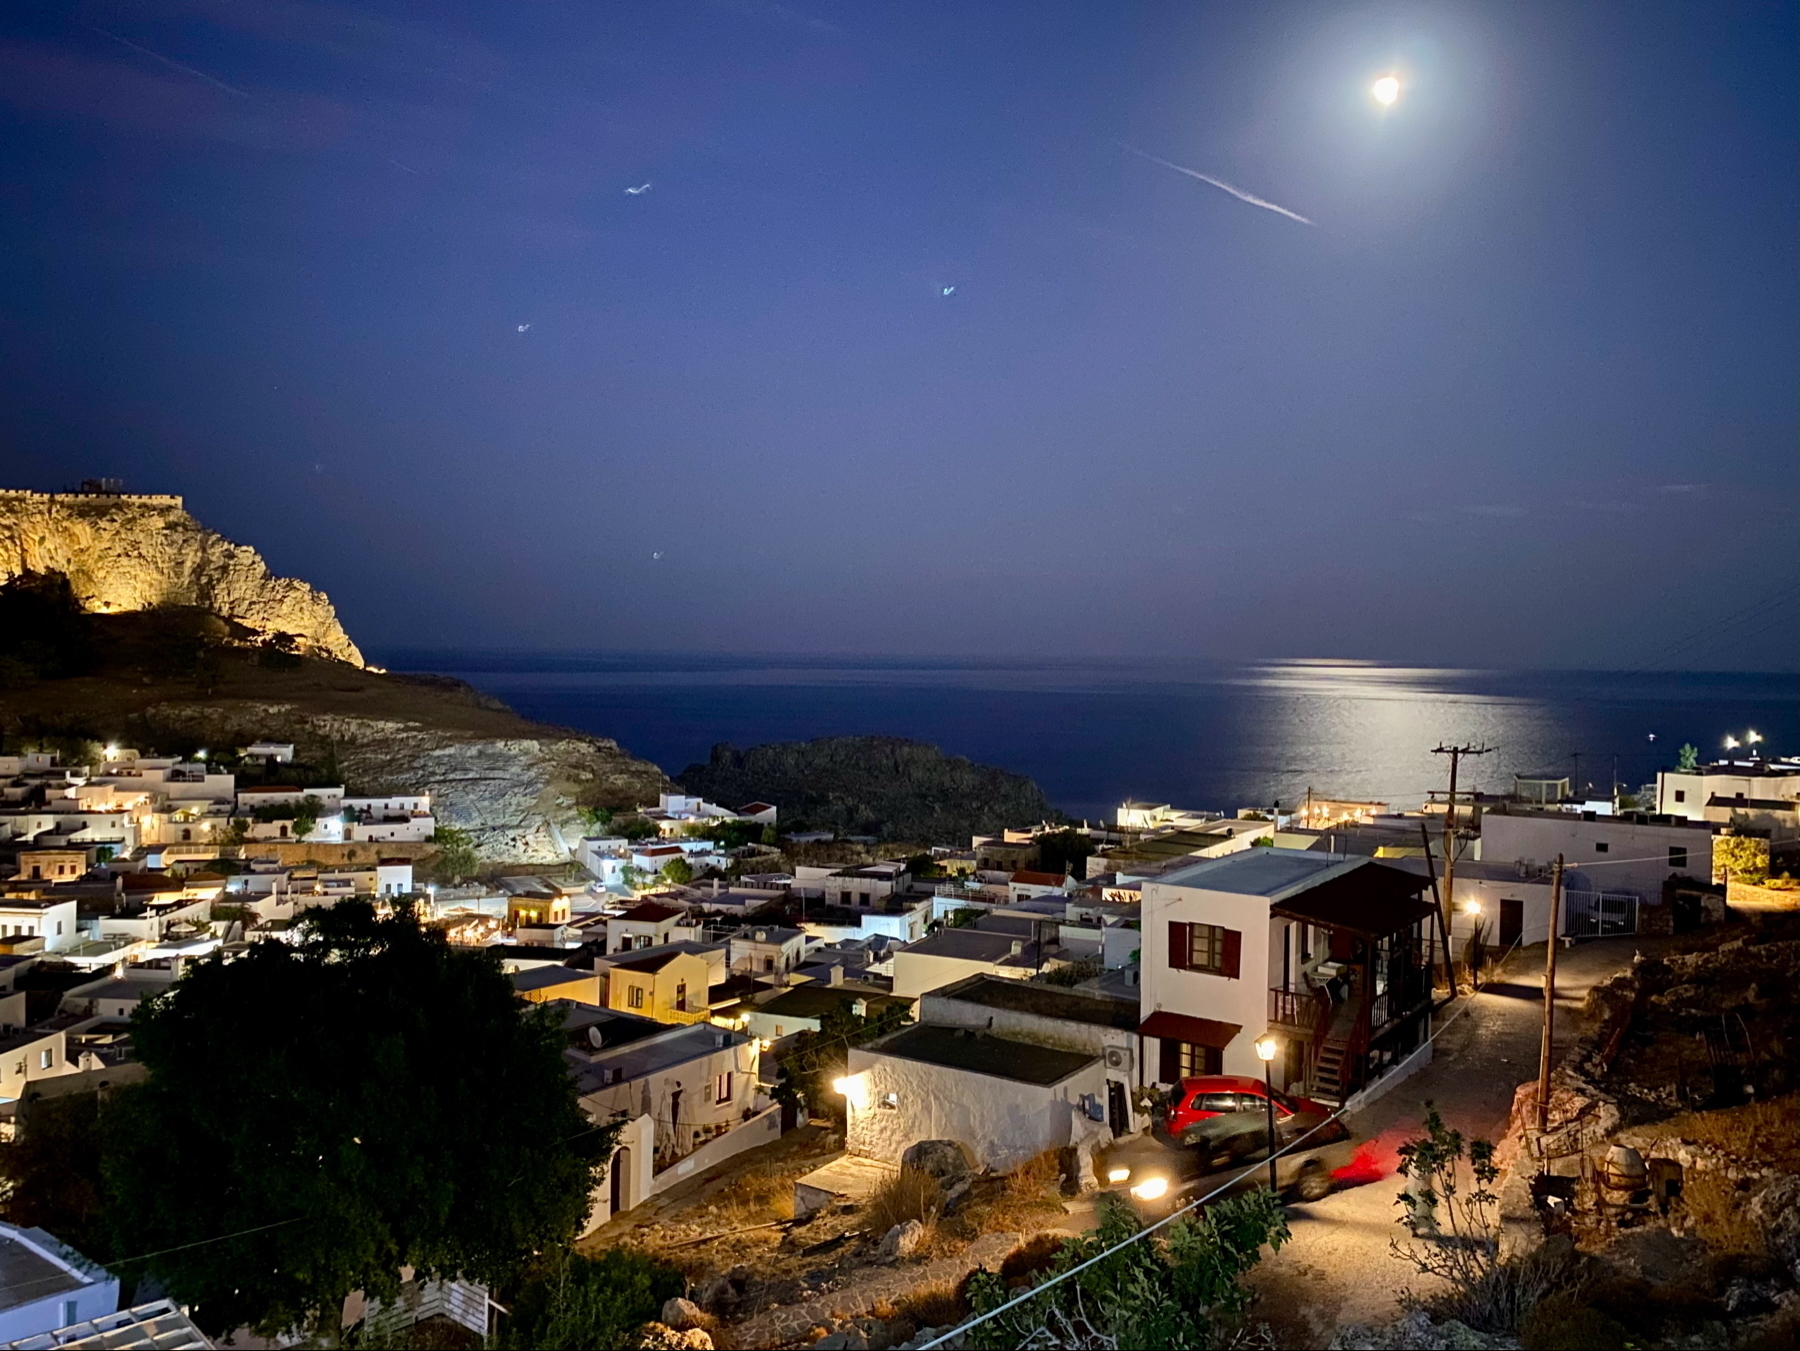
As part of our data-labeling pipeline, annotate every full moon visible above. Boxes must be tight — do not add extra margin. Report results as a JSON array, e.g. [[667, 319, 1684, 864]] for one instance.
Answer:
[[1372, 75, 1400, 105]]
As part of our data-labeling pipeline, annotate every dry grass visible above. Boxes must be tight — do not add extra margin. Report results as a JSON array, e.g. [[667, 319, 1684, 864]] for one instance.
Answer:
[[1647, 1094, 1800, 1171], [866, 1166, 945, 1234], [1682, 1172, 1768, 1255], [940, 1151, 1068, 1241], [711, 1162, 797, 1224], [1007, 1147, 1065, 1194], [893, 1280, 967, 1329]]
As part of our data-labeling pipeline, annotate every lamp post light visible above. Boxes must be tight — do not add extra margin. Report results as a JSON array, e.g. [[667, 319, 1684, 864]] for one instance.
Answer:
[[1254, 1036, 1280, 1192]]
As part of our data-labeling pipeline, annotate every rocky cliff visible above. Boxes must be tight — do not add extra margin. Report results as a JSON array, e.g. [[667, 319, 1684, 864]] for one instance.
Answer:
[[677, 735, 1058, 844], [134, 698, 671, 862], [0, 490, 363, 665]]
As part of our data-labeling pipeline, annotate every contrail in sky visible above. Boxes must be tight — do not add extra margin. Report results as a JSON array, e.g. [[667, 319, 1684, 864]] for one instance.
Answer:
[[81, 23, 249, 97], [1120, 143, 1313, 226]]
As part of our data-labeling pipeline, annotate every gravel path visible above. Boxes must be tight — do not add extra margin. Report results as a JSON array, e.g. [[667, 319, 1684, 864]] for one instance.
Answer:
[[1245, 935, 1676, 1348]]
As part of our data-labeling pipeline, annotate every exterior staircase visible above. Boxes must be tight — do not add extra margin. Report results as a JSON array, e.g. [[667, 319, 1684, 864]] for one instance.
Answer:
[[1312, 1035, 1351, 1102]]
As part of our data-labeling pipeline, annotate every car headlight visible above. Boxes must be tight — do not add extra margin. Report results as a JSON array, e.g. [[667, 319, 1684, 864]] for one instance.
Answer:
[[1129, 1175, 1169, 1201], [1106, 1167, 1131, 1185]]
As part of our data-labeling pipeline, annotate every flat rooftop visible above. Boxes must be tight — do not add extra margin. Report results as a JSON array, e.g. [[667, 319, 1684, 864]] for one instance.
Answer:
[[754, 984, 908, 1020], [572, 1022, 749, 1092], [925, 973, 1138, 1030], [1153, 849, 1356, 897], [866, 1024, 1096, 1086], [0, 1229, 88, 1311]]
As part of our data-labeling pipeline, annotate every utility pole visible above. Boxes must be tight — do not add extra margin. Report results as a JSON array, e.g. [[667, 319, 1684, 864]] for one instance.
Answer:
[[1431, 742, 1493, 978], [1536, 855, 1565, 1135], [1419, 821, 1448, 991]]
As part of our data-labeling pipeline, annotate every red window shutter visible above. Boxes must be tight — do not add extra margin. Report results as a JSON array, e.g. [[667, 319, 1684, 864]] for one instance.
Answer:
[[1168, 921, 1190, 970], [1220, 927, 1242, 980]]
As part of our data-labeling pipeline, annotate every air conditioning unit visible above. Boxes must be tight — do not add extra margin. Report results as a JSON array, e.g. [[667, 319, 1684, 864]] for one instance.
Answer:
[[1104, 1046, 1132, 1072]]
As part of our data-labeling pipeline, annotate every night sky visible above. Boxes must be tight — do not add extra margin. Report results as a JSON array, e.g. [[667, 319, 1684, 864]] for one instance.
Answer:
[[2, 2, 1794, 668]]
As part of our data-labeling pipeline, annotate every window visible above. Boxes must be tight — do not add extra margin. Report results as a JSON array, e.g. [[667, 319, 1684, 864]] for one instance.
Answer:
[[61, 1301, 77, 1328], [877, 1091, 898, 1111], [1159, 1040, 1222, 1081], [37, 1050, 51, 1071], [1669, 846, 1688, 870], [675, 982, 688, 1013], [636, 935, 652, 949], [1594, 842, 1609, 854], [1167, 921, 1241, 978], [713, 1072, 733, 1104], [627, 985, 645, 1010], [1674, 790, 1686, 804], [763, 956, 775, 972], [1200, 1093, 1241, 1114]]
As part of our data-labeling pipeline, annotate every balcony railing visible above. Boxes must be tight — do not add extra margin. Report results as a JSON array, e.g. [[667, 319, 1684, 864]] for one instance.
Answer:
[[1268, 986, 1327, 1031]]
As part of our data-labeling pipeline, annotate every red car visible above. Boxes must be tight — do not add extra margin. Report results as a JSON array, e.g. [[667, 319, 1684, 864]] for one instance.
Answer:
[[1162, 1075, 1327, 1140]]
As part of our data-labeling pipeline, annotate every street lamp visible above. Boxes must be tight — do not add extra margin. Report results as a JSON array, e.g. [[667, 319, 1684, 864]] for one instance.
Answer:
[[1255, 1036, 1280, 1192]]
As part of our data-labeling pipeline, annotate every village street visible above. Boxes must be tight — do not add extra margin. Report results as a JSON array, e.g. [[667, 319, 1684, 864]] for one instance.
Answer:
[[1246, 934, 1678, 1347]]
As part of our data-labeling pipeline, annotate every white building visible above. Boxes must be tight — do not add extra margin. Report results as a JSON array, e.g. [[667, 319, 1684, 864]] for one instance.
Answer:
[[343, 794, 436, 843], [727, 925, 809, 978], [921, 974, 1142, 1135], [888, 927, 1043, 1001], [0, 895, 79, 952], [0, 1225, 118, 1345], [1140, 850, 1438, 1102], [566, 1008, 762, 1191], [844, 1024, 1109, 1169], [1480, 807, 1714, 901], [1657, 758, 1800, 844]]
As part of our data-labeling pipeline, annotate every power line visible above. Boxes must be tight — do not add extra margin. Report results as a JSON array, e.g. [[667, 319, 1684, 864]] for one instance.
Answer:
[[919, 963, 1508, 1349], [1615, 582, 1800, 675]]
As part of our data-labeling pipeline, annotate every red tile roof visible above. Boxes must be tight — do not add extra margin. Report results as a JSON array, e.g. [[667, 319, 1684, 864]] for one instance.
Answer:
[[1010, 870, 1067, 887]]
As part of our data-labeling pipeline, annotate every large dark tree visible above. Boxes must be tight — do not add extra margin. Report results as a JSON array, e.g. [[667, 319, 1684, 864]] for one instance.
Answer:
[[105, 902, 613, 1336]]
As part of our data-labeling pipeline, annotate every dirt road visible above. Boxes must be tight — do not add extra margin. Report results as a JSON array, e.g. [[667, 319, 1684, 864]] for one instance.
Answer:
[[1246, 935, 1675, 1347]]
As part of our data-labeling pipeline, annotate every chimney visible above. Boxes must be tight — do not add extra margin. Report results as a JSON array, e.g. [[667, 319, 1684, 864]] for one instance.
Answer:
[[1010, 940, 1023, 957], [827, 965, 844, 987]]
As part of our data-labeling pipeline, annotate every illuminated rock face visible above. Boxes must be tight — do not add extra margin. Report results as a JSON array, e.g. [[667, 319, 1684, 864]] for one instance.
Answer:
[[0, 490, 364, 666]]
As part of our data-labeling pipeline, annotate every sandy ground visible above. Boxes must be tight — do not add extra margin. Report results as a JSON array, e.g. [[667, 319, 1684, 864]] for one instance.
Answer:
[[1246, 935, 1681, 1348]]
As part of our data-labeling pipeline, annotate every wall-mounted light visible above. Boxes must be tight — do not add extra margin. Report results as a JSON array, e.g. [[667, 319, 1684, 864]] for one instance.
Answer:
[[832, 1074, 868, 1110]]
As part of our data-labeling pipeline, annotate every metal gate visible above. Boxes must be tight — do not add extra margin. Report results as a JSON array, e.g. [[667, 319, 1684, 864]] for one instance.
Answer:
[[1563, 890, 1639, 938]]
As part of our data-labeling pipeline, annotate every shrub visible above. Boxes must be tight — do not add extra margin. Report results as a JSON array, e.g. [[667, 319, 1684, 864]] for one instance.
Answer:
[[962, 1190, 1288, 1350], [1519, 1293, 1628, 1351], [866, 1167, 944, 1234], [497, 1247, 684, 1350], [998, 1234, 1065, 1288]]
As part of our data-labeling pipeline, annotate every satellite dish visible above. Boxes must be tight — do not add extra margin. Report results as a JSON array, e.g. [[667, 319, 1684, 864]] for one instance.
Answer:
[[587, 1025, 605, 1050]]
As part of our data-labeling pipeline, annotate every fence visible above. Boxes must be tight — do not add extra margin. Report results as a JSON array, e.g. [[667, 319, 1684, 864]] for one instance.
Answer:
[[1563, 889, 1639, 938]]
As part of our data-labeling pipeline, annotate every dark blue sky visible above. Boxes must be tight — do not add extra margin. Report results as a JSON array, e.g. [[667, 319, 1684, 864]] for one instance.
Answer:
[[2, 1, 1794, 667]]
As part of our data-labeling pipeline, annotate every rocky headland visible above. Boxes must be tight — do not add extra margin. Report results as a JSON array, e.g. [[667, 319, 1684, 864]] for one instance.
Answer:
[[0, 489, 363, 664], [0, 487, 1058, 861]]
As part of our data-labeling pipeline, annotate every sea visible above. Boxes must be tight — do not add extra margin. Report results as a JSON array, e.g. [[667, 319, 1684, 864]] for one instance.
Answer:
[[376, 652, 1798, 822]]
